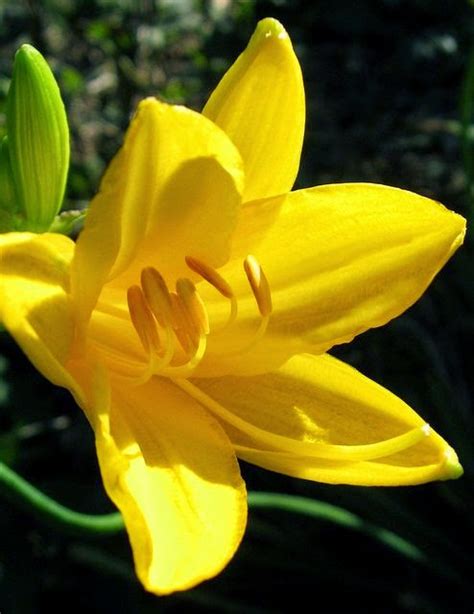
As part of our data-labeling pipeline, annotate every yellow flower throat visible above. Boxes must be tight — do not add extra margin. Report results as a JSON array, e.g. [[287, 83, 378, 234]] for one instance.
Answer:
[[121, 253, 432, 464]]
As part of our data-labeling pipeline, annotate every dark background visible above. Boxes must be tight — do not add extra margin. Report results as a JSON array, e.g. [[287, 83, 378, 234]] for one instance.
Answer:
[[0, 1, 473, 612]]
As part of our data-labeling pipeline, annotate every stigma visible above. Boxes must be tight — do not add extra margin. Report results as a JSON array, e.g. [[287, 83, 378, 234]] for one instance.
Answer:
[[126, 254, 272, 382]]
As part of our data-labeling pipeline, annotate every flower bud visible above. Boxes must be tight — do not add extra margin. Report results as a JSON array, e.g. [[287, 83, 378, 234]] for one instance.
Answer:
[[6, 44, 69, 232], [0, 137, 19, 232]]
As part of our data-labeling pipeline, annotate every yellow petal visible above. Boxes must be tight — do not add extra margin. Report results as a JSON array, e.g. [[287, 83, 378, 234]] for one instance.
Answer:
[[88, 371, 247, 594], [0, 232, 82, 400], [203, 17, 305, 202], [198, 183, 465, 377], [192, 353, 462, 486], [234, 446, 461, 487], [71, 98, 244, 328]]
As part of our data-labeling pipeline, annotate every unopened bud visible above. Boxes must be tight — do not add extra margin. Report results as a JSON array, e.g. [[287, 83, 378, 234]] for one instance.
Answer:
[[7, 44, 69, 232], [0, 137, 18, 231]]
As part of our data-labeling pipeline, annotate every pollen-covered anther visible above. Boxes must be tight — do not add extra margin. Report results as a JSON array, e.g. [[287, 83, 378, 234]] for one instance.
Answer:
[[140, 267, 174, 328], [176, 278, 210, 336], [244, 254, 272, 317], [127, 285, 160, 355], [185, 256, 234, 299], [185, 255, 238, 329], [169, 291, 195, 355], [127, 275, 209, 381]]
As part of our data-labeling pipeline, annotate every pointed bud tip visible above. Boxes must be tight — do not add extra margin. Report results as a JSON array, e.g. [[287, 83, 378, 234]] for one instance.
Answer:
[[14, 44, 45, 70], [17, 43, 40, 57]]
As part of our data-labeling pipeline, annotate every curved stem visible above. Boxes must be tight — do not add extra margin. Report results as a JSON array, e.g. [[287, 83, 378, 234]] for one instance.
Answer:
[[247, 491, 465, 586], [0, 461, 124, 537], [248, 491, 424, 561]]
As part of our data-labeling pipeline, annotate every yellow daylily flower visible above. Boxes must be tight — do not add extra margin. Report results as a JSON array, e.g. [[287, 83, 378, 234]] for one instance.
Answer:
[[0, 17, 466, 595]]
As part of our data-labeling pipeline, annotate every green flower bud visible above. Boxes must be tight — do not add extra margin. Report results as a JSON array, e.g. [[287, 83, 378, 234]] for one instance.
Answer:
[[0, 137, 19, 232], [6, 44, 69, 232]]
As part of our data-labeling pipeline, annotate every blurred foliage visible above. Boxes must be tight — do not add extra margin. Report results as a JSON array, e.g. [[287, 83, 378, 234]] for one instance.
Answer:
[[0, 0, 474, 612]]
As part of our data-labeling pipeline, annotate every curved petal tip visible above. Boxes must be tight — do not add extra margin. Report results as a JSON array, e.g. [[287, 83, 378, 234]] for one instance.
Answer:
[[254, 17, 288, 40], [441, 447, 464, 481]]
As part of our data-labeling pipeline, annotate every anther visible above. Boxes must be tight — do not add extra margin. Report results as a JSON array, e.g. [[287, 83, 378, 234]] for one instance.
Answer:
[[186, 255, 238, 329], [185, 256, 234, 299], [141, 267, 174, 327], [169, 291, 195, 355], [243, 255, 272, 317], [127, 285, 160, 355], [126, 272, 211, 382], [169, 291, 190, 333], [176, 278, 210, 336]]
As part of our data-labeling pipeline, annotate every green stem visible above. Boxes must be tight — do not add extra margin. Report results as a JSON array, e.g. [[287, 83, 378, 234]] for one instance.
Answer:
[[247, 491, 465, 586], [247, 491, 424, 562], [0, 461, 124, 536]]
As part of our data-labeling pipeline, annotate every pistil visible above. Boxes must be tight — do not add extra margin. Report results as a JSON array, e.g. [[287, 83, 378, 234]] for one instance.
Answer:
[[173, 378, 433, 463]]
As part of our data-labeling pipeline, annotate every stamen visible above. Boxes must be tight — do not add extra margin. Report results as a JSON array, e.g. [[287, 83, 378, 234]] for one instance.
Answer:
[[169, 291, 195, 355], [185, 255, 238, 329], [172, 379, 431, 462], [125, 269, 213, 383], [218, 255, 272, 356], [161, 291, 209, 377], [125, 254, 274, 381], [161, 334, 208, 378], [126, 285, 176, 385], [244, 254, 272, 317], [141, 267, 173, 327], [127, 285, 160, 355], [185, 256, 233, 298], [176, 278, 210, 336]]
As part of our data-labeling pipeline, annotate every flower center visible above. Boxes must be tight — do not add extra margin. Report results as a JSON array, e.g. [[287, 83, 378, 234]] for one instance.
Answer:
[[125, 254, 272, 383]]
